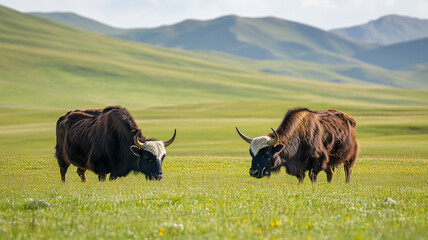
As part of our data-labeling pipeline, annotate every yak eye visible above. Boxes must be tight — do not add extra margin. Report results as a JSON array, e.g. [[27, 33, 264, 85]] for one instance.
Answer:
[[264, 151, 270, 156]]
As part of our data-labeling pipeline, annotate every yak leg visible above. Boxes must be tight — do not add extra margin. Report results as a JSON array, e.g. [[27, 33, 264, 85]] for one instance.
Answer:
[[98, 174, 107, 181], [56, 155, 70, 182], [76, 168, 87, 182], [310, 153, 329, 183], [109, 174, 117, 181], [59, 167, 69, 182], [344, 155, 357, 183], [325, 166, 334, 183], [296, 173, 305, 184], [109, 169, 117, 181], [309, 169, 318, 183]]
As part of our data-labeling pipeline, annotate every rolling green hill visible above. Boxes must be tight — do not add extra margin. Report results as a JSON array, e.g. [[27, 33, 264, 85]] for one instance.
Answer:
[[331, 15, 428, 45], [2, 7, 317, 108], [173, 49, 428, 89], [28, 11, 428, 89], [3, 5, 426, 109], [30, 11, 126, 35]]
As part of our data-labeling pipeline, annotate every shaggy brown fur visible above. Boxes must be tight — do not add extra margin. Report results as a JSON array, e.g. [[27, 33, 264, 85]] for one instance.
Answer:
[[269, 108, 359, 183]]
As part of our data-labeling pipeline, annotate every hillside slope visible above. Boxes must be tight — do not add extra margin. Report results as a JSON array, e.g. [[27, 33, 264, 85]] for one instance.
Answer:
[[30, 11, 126, 35], [28, 11, 428, 89], [1, 6, 427, 109], [331, 15, 428, 45], [170, 49, 427, 89]]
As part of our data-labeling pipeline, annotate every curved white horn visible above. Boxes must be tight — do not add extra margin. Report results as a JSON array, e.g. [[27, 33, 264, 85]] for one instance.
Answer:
[[163, 129, 176, 147], [267, 128, 279, 146], [134, 129, 146, 149], [236, 127, 253, 144]]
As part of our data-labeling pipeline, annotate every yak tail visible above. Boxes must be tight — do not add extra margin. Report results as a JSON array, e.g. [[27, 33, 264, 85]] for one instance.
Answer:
[[345, 113, 360, 157], [55, 114, 70, 159]]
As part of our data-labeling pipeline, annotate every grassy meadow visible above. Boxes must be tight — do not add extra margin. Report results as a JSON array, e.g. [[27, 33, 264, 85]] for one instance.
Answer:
[[1, 101, 427, 239], [1, 6, 428, 240]]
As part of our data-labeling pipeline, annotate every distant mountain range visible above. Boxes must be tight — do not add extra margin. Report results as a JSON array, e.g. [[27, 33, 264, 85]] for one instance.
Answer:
[[30, 12, 373, 63], [330, 15, 428, 45], [355, 37, 428, 70], [28, 11, 428, 89]]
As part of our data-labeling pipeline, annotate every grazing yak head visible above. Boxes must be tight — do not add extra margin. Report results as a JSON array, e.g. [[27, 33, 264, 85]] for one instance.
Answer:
[[130, 129, 176, 180], [236, 127, 283, 178]]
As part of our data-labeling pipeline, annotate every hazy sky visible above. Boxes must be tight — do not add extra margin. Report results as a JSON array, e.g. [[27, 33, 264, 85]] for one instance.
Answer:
[[1, 0, 427, 30]]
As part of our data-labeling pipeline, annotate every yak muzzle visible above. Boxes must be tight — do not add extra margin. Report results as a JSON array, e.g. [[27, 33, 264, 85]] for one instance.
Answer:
[[146, 173, 163, 181], [249, 168, 262, 178], [250, 168, 271, 178]]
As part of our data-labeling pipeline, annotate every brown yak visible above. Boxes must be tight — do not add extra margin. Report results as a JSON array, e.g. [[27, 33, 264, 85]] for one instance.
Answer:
[[236, 108, 359, 183]]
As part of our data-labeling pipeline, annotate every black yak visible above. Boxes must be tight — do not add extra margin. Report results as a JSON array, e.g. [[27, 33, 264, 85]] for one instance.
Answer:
[[55, 106, 176, 182]]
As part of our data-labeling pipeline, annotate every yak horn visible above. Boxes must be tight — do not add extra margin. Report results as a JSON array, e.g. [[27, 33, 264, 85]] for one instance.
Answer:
[[134, 129, 146, 149], [267, 128, 279, 146], [236, 127, 253, 144], [163, 129, 176, 147]]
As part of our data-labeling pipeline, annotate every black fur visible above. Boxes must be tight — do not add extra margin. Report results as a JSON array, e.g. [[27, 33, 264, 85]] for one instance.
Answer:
[[55, 106, 164, 182]]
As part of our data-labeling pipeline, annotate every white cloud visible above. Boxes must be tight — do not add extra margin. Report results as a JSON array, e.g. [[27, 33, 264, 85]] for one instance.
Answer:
[[301, 0, 337, 10], [384, 0, 396, 7]]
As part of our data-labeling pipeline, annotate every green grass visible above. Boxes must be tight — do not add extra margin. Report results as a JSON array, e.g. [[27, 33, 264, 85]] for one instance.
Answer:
[[1, 101, 427, 239], [0, 157, 427, 239]]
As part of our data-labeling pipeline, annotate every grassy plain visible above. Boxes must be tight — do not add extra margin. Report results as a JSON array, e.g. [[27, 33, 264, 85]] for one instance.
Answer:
[[0, 101, 427, 239]]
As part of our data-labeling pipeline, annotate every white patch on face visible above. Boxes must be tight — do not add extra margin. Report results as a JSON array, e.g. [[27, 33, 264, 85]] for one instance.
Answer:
[[143, 141, 166, 160], [250, 136, 271, 155]]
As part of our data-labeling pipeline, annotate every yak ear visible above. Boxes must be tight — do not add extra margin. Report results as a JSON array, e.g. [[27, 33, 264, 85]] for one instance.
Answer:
[[130, 145, 141, 156], [273, 144, 284, 153]]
